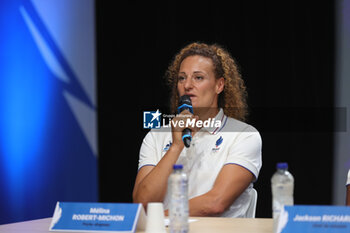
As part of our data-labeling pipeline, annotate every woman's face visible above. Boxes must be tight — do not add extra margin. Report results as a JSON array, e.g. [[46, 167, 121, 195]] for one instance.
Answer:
[[177, 55, 224, 109]]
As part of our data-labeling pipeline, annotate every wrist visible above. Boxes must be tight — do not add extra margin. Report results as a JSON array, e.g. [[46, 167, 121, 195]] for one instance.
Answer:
[[169, 143, 184, 153]]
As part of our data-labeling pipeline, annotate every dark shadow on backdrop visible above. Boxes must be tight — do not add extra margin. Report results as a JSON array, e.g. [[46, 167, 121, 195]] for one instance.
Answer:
[[96, 0, 335, 217]]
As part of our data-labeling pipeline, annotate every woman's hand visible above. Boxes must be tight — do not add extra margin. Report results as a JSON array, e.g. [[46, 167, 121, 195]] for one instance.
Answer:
[[170, 110, 199, 149]]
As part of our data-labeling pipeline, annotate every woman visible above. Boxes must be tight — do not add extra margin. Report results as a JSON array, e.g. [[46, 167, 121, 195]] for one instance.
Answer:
[[133, 42, 262, 217]]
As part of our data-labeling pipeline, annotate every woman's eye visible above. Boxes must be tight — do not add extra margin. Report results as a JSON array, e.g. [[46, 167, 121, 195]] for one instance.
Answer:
[[194, 76, 203, 80], [178, 76, 186, 81]]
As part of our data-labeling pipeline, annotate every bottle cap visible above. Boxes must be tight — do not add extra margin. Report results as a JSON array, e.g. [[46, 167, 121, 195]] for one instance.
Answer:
[[173, 164, 183, 170], [277, 162, 288, 170]]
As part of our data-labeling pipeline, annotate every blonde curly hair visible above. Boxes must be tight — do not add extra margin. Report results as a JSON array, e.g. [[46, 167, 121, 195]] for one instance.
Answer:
[[165, 42, 248, 121]]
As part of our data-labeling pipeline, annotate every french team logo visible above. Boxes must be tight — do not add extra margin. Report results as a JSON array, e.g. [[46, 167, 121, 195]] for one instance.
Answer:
[[143, 110, 162, 129], [163, 141, 172, 152], [212, 136, 223, 152], [216, 136, 223, 147]]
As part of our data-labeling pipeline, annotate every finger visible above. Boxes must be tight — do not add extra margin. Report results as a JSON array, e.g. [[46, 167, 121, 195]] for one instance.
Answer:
[[178, 109, 192, 117]]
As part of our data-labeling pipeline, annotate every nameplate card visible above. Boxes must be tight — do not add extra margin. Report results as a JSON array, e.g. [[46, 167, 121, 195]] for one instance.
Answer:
[[49, 202, 146, 232], [277, 205, 350, 233]]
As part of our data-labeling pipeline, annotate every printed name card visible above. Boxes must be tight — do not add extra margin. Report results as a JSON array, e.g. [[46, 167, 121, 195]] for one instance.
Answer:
[[277, 205, 350, 233], [49, 202, 146, 232]]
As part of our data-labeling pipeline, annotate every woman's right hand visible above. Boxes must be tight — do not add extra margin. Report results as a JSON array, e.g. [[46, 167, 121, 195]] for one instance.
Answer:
[[170, 110, 199, 150]]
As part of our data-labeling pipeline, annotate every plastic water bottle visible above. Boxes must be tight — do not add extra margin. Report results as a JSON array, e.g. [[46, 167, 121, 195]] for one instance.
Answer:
[[271, 162, 294, 232], [168, 164, 189, 233]]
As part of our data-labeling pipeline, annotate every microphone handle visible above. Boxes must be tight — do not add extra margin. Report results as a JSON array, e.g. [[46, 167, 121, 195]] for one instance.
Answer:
[[182, 128, 192, 148]]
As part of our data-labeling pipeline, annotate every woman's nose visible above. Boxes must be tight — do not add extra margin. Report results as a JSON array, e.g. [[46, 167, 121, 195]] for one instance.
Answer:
[[184, 77, 193, 90]]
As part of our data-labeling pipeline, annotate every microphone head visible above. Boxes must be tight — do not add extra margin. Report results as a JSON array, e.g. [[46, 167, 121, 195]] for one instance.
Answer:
[[178, 95, 193, 114], [179, 95, 192, 106]]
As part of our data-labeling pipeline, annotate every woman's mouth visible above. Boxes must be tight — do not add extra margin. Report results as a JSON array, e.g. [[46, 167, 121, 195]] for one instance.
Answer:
[[187, 94, 196, 101], [185, 94, 196, 98]]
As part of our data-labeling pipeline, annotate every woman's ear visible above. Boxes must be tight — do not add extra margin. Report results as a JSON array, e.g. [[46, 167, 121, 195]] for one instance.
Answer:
[[216, 77, 225, 94]]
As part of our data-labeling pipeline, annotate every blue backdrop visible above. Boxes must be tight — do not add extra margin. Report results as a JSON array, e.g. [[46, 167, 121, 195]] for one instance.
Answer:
[[0, 0, 97, 224]]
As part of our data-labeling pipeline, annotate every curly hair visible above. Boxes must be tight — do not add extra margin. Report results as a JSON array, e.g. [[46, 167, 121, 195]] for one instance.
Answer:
[[165, 42, 248, 121]]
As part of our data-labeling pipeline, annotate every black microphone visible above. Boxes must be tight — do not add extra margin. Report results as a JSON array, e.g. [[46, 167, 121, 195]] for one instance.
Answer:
[[177, 95, 193, 148]]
